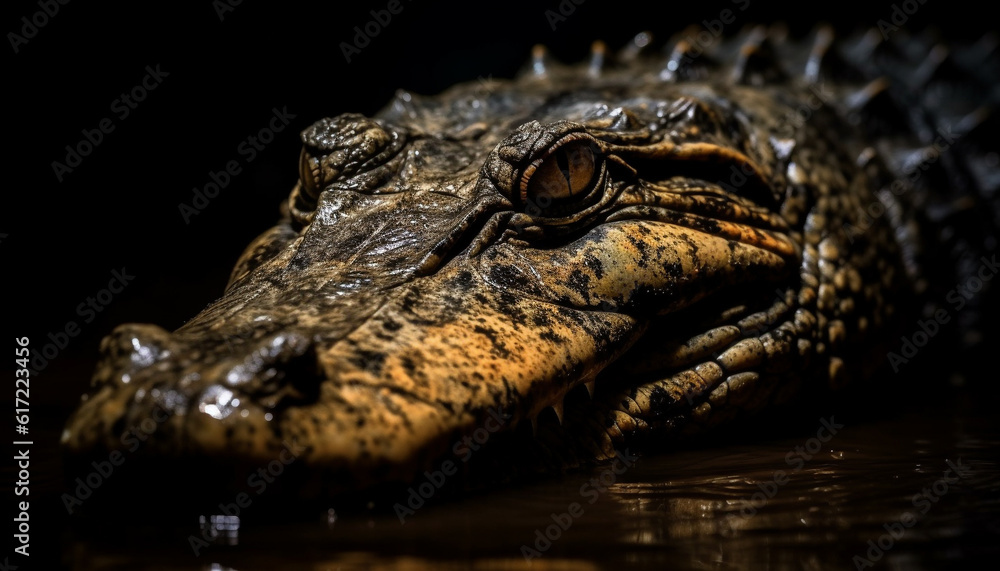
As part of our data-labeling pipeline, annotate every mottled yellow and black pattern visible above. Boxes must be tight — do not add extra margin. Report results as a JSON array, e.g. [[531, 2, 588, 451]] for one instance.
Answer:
[[62, 27, 997, 495]]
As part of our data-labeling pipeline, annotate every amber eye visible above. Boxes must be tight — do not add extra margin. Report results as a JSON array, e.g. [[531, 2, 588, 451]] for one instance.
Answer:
[[522, 140, 599, 207], [299, 147, 324, 198]]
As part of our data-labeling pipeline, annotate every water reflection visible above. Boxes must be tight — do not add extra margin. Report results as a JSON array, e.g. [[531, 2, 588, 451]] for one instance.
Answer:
[[596, 399, 999, 569], [198, 515, 240, 547], [67, 395, 999, 570]]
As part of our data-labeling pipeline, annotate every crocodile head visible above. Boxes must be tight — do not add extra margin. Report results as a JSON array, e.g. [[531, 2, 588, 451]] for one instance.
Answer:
[[63, 41, 902, 495]]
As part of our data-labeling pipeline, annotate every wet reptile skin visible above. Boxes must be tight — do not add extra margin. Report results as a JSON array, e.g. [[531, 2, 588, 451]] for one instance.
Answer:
[[62, 27, 998, 496]]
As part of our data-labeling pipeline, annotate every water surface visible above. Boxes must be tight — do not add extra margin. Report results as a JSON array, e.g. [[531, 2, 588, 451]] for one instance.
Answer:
[[61, 388, 999, 570]]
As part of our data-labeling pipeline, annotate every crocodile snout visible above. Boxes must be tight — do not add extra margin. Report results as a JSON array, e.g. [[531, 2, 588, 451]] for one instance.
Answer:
[[97, 323, 175, 379], [63, 321, 325, 462]]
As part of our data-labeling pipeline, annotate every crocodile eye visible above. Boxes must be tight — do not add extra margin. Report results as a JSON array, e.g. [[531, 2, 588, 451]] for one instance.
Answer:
[[522, 139, 600, 208], [298, 147, 324, 198], [288, 114, 405, 227]]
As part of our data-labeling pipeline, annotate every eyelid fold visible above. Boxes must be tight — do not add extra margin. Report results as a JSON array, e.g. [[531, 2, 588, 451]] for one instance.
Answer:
[[288, 114, 408, 227], [519, 133, 601, 203]]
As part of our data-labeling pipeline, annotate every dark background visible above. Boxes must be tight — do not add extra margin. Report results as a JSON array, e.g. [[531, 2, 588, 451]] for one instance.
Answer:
[[2, 0, 990, 568], [6, 0, 988, 396]]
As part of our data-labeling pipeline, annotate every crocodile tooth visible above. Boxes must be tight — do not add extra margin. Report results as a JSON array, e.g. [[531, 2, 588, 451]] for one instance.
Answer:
[[618, 31, 652, 62], [969, 32, 999, 66], [917, 44, 978, 88], [550, 399, 565, 425], [731, 26, 786, 86], [845, 77, 910, 135], [856, 147, 879, 168], [767, 22, 789, 44], [911, 44, 961, 87], [885, 145, 951, 194], [847, 77, 891, 111], [886, 28, 928, 60], [803, 25, 834, 83], [924, 195, 976, 224], [531, 44, 549, 78], [804, 25, 862, 84], [529, 415, 539, 436], [949, 107, 996, 169], [893, 146, 938, 172], [660, 39, 716, 82], [660, 40, 690, 82], [954, 106, 992, 138], [588, 40, 606, 78], [584, 380, 596, 398], [855, 27, 906, 61]]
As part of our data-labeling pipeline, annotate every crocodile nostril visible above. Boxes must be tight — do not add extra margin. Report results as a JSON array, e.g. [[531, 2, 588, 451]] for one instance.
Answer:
[[95, 324, 175, 386], [101, 324, 173, 362], [220, 331, 325, 408]]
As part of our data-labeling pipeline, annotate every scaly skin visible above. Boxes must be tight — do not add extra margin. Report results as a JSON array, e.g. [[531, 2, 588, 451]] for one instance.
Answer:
[[62, 28, 996, 495]]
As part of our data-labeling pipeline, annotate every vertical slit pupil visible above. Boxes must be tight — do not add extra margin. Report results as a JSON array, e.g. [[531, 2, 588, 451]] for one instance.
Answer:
[[555, 149, 574, 196], [525, 140, 599, 209]]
